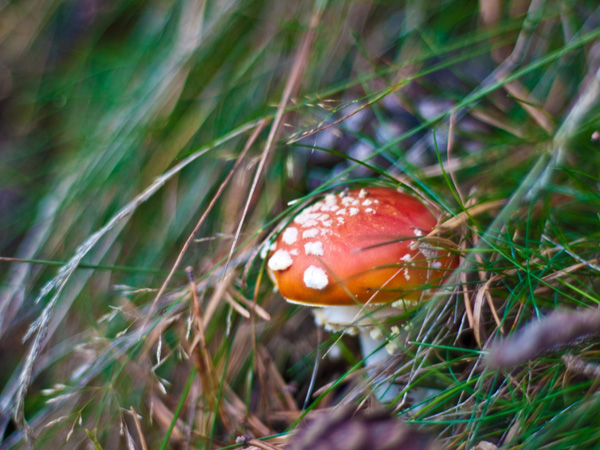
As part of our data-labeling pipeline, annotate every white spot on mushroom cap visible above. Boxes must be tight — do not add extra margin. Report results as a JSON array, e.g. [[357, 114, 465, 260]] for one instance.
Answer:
[[268, 250, 293, 271], [282, 227, 298, 244], [349, 208, 359, 216], [304, 265, 328, 289], [324, 194, 337, 206], [359, 188, 368, 198], [302, 228, 319, 238], [336, 209, 347, 215], [420, 248, 438, 259], [294, 210, 322, 227], [304, 241, 324, 256], [337, 217, 345, 224], [301, 219, 318, 228], [414, 229, 424, 237], [341, 196, 355, 206], [432, 261, 442, 268], [365, 208, 375, 214], [322, 220, 333, 227], [362, 199, 373, 206], [400, 254, 413, 262]]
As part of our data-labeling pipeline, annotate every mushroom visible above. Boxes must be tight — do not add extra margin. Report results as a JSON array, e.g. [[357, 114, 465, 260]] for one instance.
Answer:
[[266, 187, 458, 401]]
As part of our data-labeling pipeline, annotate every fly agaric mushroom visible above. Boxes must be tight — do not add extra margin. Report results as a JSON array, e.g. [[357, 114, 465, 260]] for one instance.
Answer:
[[266, 187, 458, 401]]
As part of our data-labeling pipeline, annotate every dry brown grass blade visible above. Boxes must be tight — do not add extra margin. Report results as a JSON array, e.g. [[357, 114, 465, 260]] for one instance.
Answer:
[[311, 369, 364, 399], [186, 268, 220, 414], [486, 291, 504, 334], [223, 384, 272, 437], [229, 289, 271, 321], [502, 410, 522, 448], [504, 80, 555, 135], [469, 107, 526, 138], [257, 346, 299, 412], [459, 251, 474, 330], [510, 299, 526, 332], [203, 271, 234, 329], [145, 119, 267, 323], [187, 269, 237, 433], [479, 0, 501, 26], [245, 438, 284, 450], [533, 259, 598, 293], [472, 274, 500, 347], [468, 221, 506, 348], [151, 394, 187, 441], [434, 200, 506, 233], [224, 291, 251, 319], [130, 406, 149, 450], [562, 353, 600, 379], [268, 410, 304, 423]]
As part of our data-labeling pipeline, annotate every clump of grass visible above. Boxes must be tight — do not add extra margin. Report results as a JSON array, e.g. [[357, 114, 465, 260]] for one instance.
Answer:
[[1, 0, 600, 449]]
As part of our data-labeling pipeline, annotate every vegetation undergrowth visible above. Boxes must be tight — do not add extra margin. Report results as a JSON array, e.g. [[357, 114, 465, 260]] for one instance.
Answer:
[[1, 0, 600, 449]]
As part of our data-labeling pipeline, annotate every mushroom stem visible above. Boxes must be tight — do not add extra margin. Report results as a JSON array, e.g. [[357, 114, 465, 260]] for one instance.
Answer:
[[313, 305, 401, 402], [358, 328, 400, 402]]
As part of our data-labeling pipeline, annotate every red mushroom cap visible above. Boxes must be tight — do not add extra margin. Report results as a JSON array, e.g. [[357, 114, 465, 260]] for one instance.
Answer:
[[267, 187, 457, 307]]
